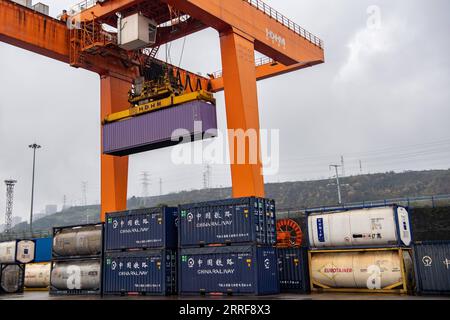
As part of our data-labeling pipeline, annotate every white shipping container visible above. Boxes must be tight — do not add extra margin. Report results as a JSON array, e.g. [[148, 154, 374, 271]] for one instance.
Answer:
[[11, 0, 32, 8], [25, 263, 51, 288], [118, 13, 157, 51], [32, 3, 49, 16], [0, 240, 35, 264], [308, 206, 412, 248], [310, 249, 413, 290]]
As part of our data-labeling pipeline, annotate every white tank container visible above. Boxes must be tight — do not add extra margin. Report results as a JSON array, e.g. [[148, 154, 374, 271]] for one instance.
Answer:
[[310, 249, 413, 290], [0, 240, 35, 264], [51, 260, 100, 290], [308, 206, 411, 248], [25, 263, 51, 288], [0, 265, 24, 293], [53, 225, 102, 257]]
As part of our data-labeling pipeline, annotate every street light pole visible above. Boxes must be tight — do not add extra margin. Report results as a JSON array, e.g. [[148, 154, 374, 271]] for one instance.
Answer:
[[330, 164, 342, 204], [29, 143, 41, 233]]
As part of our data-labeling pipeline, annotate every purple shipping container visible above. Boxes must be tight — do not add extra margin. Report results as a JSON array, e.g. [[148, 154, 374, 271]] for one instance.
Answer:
[[102, 101, 217, 156]]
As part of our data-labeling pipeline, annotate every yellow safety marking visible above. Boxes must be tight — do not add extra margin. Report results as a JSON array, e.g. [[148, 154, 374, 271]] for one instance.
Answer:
[[103, 90, 215, 124]]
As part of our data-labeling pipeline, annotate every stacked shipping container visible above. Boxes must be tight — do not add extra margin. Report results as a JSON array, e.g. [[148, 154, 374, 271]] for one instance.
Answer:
[[277, 247, 310, 293], [178, 197, 279, 296], [25, 237, 52, 291], [413, 241, 450, 295], [50, 224, 103, 295], [0, 240, 35, 294], [306, 205, 414, 294], [102, 206, 178, 296]]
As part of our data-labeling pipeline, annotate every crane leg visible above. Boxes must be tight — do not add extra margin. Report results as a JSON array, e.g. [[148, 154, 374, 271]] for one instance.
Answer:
[[100, 76, 130, 221], [219, 28, 265, 198]]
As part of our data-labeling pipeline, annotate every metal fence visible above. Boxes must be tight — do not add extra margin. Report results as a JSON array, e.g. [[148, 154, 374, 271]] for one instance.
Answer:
[[243, 0, 324, 48], [0, 230, 51, 242], [278, 194, 450, 219]]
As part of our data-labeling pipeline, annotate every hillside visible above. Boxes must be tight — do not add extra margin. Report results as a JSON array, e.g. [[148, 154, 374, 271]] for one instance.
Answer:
[[8, 169, 450, 234]]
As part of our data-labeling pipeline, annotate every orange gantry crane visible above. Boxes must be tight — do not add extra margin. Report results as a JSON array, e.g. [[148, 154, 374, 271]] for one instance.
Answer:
[[0, 0, 324, 221]]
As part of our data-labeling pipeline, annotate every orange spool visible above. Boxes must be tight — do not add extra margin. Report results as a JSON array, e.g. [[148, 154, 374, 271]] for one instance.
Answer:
[[276, 219, 303, 248]]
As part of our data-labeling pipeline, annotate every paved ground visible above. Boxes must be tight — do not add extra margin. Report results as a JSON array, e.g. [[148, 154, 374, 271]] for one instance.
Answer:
[[0, 291, 448, 300]]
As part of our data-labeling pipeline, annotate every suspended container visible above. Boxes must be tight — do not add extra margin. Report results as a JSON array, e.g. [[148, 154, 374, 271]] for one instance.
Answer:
[[24, 262, 51, 290], [308, 205, 412, 249], [0, 264, 25, 294], [103, 249, 177, 296], [34, 237, 52, 262], [308, 248, 414, 294], [179, 245, 279, 296], [278, 248, 310, 293], [0, 240, 35, 264], [413, 241, 450, 295], [50, 258, 102, 295], [105, 206, 178, 251], [179, 197, 276, 247], [52, 223, 103, 260], [102, 100, 217, 156]]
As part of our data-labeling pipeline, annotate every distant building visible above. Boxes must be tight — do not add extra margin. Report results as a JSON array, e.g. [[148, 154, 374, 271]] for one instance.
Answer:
[[12, 216, 22, 226], [45, 204, 58, 215]]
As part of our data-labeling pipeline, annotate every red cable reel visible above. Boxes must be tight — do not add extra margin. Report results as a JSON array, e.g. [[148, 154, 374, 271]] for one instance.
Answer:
[[276, 219, 303, 248]]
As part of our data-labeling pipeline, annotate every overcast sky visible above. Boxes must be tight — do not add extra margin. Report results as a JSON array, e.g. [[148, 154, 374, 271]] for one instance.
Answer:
[[1, 0, 449, 222]]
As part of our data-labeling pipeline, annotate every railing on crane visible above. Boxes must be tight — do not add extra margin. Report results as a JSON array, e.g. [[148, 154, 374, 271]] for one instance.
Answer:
[[210, 56, 275, 79], [243, 0, 324, 49], [69, 0, 101, 15]]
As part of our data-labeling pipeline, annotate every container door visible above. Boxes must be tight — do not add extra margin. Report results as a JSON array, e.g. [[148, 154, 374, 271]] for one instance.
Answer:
[[396, 207, 412, 246], [415, 244, 450, 293]]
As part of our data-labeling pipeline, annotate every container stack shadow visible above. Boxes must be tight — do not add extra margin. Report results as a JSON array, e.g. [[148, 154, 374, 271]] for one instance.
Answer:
[[178, 197, 280, 296], [102, 206, 178, 296], [50, 224, 103, 295]]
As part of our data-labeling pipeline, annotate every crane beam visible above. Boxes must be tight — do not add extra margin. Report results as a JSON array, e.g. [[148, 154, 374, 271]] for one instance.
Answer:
[[163, 0, 324, 66], [74, 0, 324, 66], [100, 76, 130, 221], [220, 28, 265, 198], [210, 59, 323, 93], [0, 0, 69, 62]]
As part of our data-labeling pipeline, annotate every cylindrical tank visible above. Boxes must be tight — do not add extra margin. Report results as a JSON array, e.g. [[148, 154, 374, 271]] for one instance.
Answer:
[[25, 263, 51, 288], [53, 225, 102, 257], [0, 241, 16, 263], [51, 260, 101, 290], [1, 265, 24, 293], [308, 206, 412, 248], [0, 240, 35, 264], [310, 250, 410, 290]]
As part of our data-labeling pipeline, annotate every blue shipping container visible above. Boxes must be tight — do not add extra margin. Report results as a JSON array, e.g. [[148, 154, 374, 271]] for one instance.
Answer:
[[265, 199, 276, 245], [413, 241, 450, 295], [103, 249, 177, 295], [278, 248, 310, 293], [179, 197, 276, 247], [34, 237, 52, 262], [105, 207, 178, 251], [179, 245, 279, 295]]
